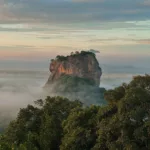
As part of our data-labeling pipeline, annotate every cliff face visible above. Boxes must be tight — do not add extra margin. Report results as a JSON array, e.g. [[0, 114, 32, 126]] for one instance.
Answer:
[[46, 52, 102, 86], [44, 51, 105, 105]]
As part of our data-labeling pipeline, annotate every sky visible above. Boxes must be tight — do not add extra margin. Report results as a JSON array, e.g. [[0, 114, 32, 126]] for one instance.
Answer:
[[0, 0, 150, 124], [0, 0, 150, 70]]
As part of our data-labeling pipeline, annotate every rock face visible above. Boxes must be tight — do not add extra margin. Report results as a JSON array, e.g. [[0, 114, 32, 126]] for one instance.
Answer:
[[44, 51, 105, 105], [46, 51, 102, 86]]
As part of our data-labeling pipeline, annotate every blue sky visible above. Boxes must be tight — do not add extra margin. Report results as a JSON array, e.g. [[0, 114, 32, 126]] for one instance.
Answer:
[[0, 0, 150, 69]]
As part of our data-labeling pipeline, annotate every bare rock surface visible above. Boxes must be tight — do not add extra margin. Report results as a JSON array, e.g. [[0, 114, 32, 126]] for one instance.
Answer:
[[44, 51, 105, 105]]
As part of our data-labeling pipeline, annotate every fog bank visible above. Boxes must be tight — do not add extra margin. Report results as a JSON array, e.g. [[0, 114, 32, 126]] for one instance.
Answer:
[[0, 63, 149, 130]]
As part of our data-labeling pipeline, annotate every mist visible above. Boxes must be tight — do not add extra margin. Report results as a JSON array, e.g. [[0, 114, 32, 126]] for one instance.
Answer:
[[0, 70, 49, 130], [0, 59, 150, 131]]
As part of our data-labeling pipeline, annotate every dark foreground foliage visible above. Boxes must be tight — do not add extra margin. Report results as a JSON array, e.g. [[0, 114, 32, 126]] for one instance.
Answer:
[[0, 75, 150, 150]]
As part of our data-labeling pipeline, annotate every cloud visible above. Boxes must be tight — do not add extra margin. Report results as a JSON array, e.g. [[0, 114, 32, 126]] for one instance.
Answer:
[[0, 0, 150, 25], [143, 0, 150, 6], [0, 0, 150, 52], [0, 69, 48, 129], [72, 0, 104, 2], [135, 39, 150, 44], [89, 49, 100, 53], [88, 38, 150, 45]]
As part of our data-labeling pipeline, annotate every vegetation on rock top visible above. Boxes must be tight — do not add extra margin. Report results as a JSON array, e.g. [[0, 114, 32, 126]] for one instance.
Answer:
[[53, 51, 96, 62]]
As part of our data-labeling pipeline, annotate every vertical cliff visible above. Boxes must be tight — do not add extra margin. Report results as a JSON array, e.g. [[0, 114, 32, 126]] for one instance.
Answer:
[[44, 51, 105, 105], [46, 51, 102, 86]]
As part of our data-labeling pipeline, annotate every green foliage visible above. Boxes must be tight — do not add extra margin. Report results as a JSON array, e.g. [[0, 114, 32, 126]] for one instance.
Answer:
[[58, 74, 96, 87], [129, 74, 150, 91], [80, 51, 96, 57], [48, 74, 106, 105], [104, 86, 125, 104], [60, 106, 99, 150], [0, 97, 82, 150], [94, 75, 150, 150], [39, 96, 82, 150], [56, 55, 68, 61], [55, 50, 96, 62], [1, 75, 150, 150]]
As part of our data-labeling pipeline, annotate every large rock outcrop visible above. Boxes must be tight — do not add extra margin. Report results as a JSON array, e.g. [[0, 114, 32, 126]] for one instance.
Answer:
[[46, 51, 102, 86], [44, 51, 105, 105]]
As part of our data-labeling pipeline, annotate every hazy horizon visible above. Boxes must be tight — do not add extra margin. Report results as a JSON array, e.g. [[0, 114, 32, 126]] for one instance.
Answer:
[[0, 0, 150, 65], [0, 0, 150, 130]]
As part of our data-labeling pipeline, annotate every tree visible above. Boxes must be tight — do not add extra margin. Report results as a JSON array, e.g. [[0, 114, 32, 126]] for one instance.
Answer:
[[71, 52, 74, 55], [1, 75, 150, 150], [94, 75, 150, 150], [60, 105, 100, 150], [1, 96, 82, 150], [39, 96, 82, 150]]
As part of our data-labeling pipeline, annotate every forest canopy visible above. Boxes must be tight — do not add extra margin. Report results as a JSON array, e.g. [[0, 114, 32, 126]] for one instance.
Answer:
[[0, 75, 150, 150]]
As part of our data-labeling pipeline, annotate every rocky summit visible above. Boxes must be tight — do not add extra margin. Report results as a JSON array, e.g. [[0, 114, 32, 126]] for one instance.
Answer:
[[44, 51, 105, 105]]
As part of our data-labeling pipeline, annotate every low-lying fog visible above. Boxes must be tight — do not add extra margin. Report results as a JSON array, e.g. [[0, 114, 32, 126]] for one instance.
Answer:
[[0, 70, 49, 130], [0, 61, 150, 130]]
